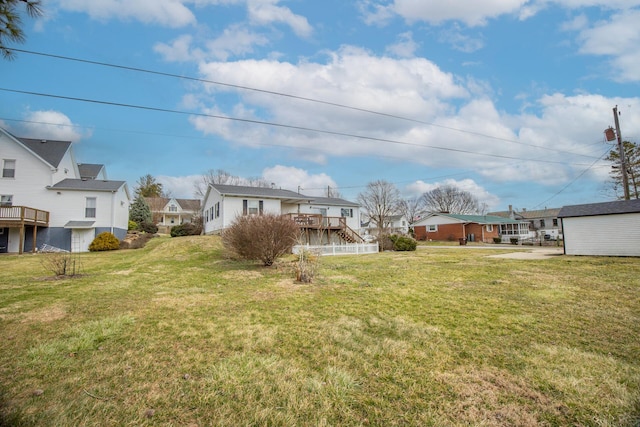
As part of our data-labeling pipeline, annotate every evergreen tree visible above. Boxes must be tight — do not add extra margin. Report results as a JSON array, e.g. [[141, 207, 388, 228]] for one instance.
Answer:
[[606, 140, 640, 199], [129, 196, 152, 224], [1, 0, 43, 59]]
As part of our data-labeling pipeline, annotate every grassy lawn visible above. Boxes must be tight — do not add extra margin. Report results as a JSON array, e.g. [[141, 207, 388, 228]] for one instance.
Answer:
[[1, 236, 639, 426]]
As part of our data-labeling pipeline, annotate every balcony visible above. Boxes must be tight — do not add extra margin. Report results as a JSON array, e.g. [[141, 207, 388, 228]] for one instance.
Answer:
[[0, 206, 50, 227]]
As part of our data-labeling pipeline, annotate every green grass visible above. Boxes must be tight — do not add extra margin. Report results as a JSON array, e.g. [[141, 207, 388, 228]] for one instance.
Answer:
[[1, 236, 639, 426]]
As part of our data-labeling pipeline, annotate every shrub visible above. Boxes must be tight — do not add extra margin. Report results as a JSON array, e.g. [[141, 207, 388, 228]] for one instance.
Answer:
[[170, 222, 202, 237], [295, 249, 320, 283], [89, 232, 120, 252], [493, 237, 502, 244], [389, 234, 417, 251], [377, 233, 395, 251], [40, 252, 79, 276], [128, 220, 138, 231], [222, 213, 301, 266], [138, 221, 158, 234]]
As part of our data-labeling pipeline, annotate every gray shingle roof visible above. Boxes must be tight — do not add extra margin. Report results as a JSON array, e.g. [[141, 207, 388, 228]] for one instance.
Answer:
[[17, 137, 72, 168], [211, 184, 315, 201], [49, 179, 126, 192], [558, 199, 640, 218], [78, 163, 104, 179], [308, 196, 359, 207]]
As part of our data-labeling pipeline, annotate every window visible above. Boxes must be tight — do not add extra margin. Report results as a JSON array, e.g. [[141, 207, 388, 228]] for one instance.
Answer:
[[169, 204, 177, 212], [486, 224, 493, 232], [2, 159, 15, 178], [0, 195, 12, 207], [540, 219, 545, 228], [402, 221, 406, 226], [215, 202, 220, 218], [553, 218, 558, 226], [427, 224, 438, 232], [243, 199, 263, 215], [85, 197, 96, 218], [340, 208, 353, 218]]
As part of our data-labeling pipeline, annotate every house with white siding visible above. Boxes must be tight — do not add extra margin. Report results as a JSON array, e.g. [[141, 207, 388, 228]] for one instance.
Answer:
[[145, 197, 202, 233], [202, 184, 363, 244], [0, 128, 130, 253], [558, 199, 640, 256]]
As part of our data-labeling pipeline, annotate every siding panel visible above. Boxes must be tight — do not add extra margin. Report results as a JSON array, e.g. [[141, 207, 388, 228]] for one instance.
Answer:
[[563, 213, 640, 256]]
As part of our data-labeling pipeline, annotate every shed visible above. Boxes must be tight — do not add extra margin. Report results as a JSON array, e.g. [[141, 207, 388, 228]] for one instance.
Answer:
[[558, 199, 640, 256]]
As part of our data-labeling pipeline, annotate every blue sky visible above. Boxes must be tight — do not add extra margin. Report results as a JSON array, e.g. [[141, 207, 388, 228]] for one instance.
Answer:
[[2, 0, 639, 211]]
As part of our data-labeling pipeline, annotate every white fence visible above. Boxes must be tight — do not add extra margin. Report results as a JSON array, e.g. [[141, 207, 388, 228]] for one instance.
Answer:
[[293, 243, 379, 256]]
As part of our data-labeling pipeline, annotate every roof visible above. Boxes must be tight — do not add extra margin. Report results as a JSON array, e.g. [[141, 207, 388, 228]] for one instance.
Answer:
[[414, 213, 526, 225], [17, 137, 72, 168], [78, 163, 104, 179], [488, 207, 561, 220], [210, 184, 315, 203], [308, 196, 359, 207], [145, 197, 201, 211], [558, 199, 640, 218], [63, 221, 95, 229], [49, 179, 126, 192]]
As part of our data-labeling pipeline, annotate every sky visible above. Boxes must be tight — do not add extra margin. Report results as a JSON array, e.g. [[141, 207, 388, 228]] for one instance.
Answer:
[[2, 0, 639, 211]]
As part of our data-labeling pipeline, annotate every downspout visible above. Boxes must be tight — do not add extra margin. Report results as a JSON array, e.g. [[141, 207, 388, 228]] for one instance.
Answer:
[[560, 218, 566, 255], [110, 190, 116, 234]]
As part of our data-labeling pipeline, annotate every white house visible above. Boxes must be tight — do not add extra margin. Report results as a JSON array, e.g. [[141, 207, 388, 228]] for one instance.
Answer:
[[0, 128, 130, 253], [558, 199, 640, 256], [146, 197, 201, 233], [202, 184, 363, 244], [361, 214, 409, 236]]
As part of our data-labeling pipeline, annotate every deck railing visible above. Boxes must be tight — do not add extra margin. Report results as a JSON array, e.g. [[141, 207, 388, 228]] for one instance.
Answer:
[[0, 206, 49, 225]]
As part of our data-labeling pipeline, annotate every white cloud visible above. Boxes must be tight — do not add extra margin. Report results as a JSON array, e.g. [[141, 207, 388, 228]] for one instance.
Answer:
[[573, 9, 640, 82], [157, 174, 201, 199], [56, 0, 196, 27], [438, 25, 484, 53], [18, 110, 88, 142], [406, 178, 501, 209], [247, 0, 313, 38], [385, 32, 419, 58], [374, 0, 530, 27], [262, 165, 337, 196], [205, 24, 271, 60], [154, 35, 204, 62]]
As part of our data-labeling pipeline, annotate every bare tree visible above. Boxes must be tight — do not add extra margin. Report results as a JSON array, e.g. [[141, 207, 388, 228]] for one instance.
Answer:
[[421, 184, 480, 214], [397, 196, 427, 224], [194, 169, 270, 198], [357, 180, 401, 235]]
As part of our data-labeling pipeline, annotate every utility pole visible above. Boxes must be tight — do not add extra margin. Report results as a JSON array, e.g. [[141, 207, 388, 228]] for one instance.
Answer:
[[613, 106, 630, 200]]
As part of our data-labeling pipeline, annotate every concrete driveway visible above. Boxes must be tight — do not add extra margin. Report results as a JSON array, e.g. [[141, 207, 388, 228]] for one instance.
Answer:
[[419, 244, 564, 259]]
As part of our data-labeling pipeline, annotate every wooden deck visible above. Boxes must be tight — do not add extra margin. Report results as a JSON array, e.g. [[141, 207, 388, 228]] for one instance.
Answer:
[[0, 206, 50, 254], [287, 213, 364, 243]]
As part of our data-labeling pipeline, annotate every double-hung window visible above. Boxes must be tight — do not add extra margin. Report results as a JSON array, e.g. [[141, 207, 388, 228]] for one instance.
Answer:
[[427, 224, 438, 232], [215, 202, 220, 218], [2, 159, 15, 178], [0, 195, 13, 207], [340, 208, 353, 218], [85, 197, 97, 218], [243, 199, 263, 215]]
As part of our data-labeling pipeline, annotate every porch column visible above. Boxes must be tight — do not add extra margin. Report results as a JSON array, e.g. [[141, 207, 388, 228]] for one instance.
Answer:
[[19, 224, 24, 255], [32, 225, 37, 253]]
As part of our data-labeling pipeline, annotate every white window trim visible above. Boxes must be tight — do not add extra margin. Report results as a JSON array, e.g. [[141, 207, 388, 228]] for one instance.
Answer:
[[85, 197, 97, 218], [2, 159, 16, 178], [427, 224, 438, 232]]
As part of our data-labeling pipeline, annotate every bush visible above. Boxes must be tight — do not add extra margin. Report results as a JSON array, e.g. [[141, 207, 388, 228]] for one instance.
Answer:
[[119, 232, 155, 249], [170, 222, 202, 237], [493, 237, 502, 244], [89, 232, 120, 252], [377, 233, 395, 251], [222, 213, 301, 266], [128, 220, 138, 231], [295, 249, 320, 283], [389, 234, 417, 251], [138, 221, 158, 234]]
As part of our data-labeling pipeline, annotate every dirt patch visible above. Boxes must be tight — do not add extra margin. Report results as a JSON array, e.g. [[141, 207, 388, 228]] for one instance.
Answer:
[[487, 248, 563, 260], [21, 304, 68, 323]]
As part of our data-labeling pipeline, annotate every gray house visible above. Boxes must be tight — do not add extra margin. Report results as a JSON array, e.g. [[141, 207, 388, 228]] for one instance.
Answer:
[[558, 199, 640, 256]]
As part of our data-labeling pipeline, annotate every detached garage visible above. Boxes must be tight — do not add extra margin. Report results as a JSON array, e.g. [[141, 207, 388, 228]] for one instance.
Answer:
[[558, 199, 640, 256]]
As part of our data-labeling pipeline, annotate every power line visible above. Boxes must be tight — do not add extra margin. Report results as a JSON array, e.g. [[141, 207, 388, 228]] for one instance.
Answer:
[[1, 87, 602, 166], [9, 48, 601, 160]]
